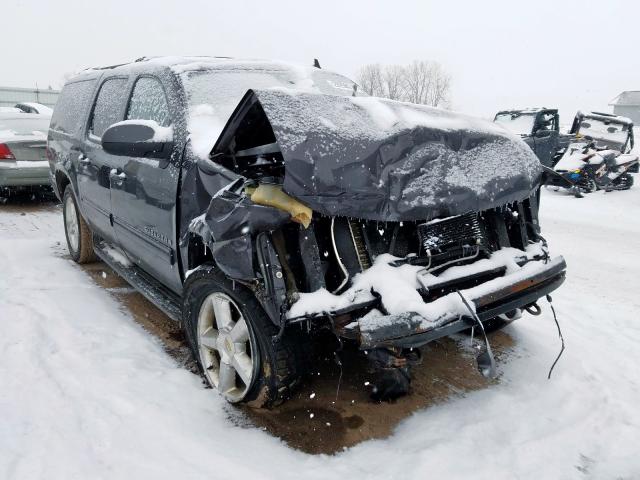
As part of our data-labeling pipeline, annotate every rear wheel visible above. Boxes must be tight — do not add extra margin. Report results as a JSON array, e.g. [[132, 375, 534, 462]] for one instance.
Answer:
[[62, 186, 96, 263], [613, 173, 634, 190], [183, 265, 305, 407]]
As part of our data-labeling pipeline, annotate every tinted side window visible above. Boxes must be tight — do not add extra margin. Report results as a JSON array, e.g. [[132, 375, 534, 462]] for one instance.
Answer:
[[126, 77, 171, 127], [50, 80, 96, 135], [90, 78, 128, 138]]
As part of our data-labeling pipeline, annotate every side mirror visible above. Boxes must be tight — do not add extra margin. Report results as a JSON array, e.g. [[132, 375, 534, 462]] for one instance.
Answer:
[[102, 120, 174, 160]]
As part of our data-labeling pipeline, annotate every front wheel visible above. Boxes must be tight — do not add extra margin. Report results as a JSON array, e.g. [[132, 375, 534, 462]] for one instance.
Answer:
[[182, 265, 305, 407], [581, 177, 597, 193], [62, 186, 96, 263]]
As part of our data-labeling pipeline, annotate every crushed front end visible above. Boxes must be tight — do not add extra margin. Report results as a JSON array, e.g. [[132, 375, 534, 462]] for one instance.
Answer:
[[285, 196, 566, 351], [183, 87, 567, 399]]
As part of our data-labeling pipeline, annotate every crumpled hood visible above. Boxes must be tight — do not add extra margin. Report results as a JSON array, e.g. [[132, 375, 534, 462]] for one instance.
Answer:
[[221, 90, 543, 221]]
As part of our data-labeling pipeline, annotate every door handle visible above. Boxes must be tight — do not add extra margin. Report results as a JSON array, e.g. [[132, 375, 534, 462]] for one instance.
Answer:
[[109, 169, 127, 182], [78, 154, 91, 165]]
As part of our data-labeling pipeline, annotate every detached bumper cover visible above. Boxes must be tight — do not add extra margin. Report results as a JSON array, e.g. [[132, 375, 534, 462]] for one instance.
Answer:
[[352, 256, 566, 349]]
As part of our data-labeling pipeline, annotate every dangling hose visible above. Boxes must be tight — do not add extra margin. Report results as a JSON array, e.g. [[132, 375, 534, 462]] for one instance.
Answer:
[[546, 294, 565, 379]]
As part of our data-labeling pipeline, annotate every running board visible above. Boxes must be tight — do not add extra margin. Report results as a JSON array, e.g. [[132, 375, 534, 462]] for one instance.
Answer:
[[93, 239, 182, 322]]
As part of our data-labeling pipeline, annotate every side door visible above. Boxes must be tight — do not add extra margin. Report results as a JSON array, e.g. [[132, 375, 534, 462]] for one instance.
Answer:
[[109, 76, 183, 293], [532, 112, 560, 168], [77, 76, 129, 241]]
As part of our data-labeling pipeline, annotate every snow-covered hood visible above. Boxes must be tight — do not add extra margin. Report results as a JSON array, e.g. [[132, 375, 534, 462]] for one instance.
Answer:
[[215, 90, 543, 221]]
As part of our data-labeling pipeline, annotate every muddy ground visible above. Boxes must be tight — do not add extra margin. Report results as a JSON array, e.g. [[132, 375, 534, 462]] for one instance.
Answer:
[[4, 193, 517, 455]]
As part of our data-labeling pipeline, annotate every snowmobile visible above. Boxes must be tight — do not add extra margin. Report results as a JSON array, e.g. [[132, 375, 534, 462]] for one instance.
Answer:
[[545, 111, 638, 196], [494, 108, 574, 168]]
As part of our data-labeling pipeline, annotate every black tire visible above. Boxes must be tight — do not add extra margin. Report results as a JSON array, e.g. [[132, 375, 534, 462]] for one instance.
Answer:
[[62, 186, 96, 264], [615, 173, 634, 190], [581, 178, 597, 193], [182, 264, 305, 408]]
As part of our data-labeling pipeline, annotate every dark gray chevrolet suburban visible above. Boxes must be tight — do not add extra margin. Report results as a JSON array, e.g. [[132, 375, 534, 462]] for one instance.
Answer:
[[47, 56, 566, 406]]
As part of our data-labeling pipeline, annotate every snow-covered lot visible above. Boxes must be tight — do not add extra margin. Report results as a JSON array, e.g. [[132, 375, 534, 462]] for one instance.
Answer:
[[1, 187, 639, 479]]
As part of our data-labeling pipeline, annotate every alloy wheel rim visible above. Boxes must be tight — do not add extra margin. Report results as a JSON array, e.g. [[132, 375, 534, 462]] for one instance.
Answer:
[[64, 195, 80, 253], [197, 292, 256, 402]]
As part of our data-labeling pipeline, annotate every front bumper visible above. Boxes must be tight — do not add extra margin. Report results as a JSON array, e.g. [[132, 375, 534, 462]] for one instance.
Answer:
[[356, 256, 565, 348], [0, 161, 51, 187], [311, 255, 566, 349]]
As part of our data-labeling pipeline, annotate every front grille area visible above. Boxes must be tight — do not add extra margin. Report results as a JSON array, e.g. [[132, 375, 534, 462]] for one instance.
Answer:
[[417, 213, 486, 253], [306, 198, 538, 293]]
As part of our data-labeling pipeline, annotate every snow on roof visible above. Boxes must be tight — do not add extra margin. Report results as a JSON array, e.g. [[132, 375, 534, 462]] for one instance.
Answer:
[[496, 107, 549, 114], [79, 56, 318, 78], [609, 91, 640, 106]]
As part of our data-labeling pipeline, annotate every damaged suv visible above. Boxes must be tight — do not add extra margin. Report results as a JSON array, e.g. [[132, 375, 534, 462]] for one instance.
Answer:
[[48, 57, 566, 406]]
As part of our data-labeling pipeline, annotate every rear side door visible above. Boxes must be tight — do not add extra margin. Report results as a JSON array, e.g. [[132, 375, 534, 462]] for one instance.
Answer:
[[109, 76, 182, 293], [77, 77, 129, 241]]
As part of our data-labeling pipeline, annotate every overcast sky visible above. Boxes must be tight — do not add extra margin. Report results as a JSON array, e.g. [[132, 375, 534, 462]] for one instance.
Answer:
[[4, 0, 638, 121]]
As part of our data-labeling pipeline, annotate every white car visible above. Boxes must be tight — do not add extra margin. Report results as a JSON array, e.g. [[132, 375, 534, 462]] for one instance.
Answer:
[[0, 112, 51, 191]]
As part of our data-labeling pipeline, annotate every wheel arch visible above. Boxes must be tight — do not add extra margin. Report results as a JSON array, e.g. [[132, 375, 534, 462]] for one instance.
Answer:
[[54, 168, 71, 201]]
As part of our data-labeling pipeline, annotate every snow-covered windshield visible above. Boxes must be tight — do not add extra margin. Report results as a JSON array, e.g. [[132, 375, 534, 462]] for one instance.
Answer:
[[579, 118, 628, 146], [179, 67, 359, 158], [494, 112, 536, 136]]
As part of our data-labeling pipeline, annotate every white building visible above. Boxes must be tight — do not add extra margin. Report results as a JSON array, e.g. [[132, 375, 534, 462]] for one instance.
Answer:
[[609, 91, 640, 124]]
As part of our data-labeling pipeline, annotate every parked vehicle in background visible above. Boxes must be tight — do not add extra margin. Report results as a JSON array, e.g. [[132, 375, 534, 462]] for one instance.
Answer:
[[569, 111, 635, 152], [547, 111, 638, 195], [494, 108, 573, 167], [0, 111, 51, 195], [14, 102, 54, 115], [48, 56, 566, 407]]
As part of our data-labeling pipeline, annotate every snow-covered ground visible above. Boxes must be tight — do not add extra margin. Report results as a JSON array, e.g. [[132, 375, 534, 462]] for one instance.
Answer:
[[1, 187, 639, 479]]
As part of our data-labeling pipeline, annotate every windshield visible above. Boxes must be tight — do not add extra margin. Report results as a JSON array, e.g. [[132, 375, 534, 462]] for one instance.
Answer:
[[0, 116, 50, 137], [179, 67, 360, 158], [494, 112, 536, 135], [578, 118, 629, 147]]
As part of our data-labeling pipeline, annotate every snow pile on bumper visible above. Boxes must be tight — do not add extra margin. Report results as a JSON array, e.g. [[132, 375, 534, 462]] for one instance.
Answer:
[[288, 244, 566, 348]]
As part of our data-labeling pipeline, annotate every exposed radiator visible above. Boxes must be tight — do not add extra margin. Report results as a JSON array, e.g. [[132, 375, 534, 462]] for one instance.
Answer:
[[417, 213, 486, 253]]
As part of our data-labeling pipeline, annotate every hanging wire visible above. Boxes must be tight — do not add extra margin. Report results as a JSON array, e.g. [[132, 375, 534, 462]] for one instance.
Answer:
[[546, 294, 565, 379]]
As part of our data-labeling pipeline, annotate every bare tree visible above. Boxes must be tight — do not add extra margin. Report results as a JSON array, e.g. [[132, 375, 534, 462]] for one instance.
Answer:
[[356, 64, 385, 97], [383, 64, 405, 101], [356, 60, 451, 107], [403, 60, 451, 107], [423, 62, 451, 108]]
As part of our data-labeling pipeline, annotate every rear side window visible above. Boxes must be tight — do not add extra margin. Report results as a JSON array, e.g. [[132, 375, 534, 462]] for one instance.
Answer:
[[50, 80, 95, 135], [89, 78, 128, 138], [126, 77, 171, 127]]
